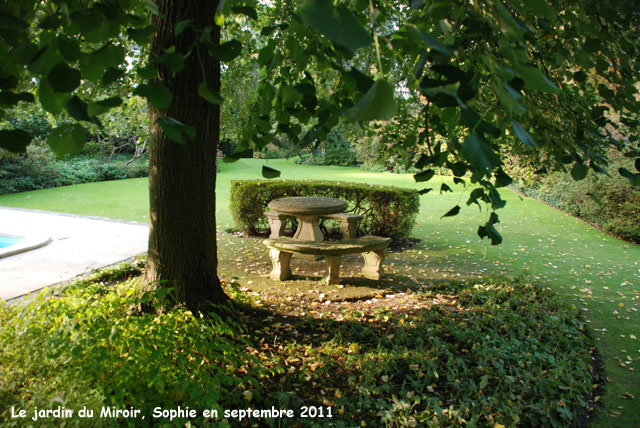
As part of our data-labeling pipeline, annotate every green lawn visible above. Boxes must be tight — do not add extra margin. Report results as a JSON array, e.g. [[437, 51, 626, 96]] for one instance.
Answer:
[[0, 158, 638, 426]]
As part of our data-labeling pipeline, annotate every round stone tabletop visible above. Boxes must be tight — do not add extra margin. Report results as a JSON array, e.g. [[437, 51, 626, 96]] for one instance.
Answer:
[[268, 196, 347, 216]]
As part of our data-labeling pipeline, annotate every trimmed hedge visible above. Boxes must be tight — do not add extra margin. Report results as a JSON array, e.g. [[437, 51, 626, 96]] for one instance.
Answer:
[[230, 179, 420, 238]]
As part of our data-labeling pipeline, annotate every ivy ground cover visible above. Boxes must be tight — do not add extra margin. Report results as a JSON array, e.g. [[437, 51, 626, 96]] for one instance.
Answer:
[[1, 263, 596, 427], [0, 159, 638, 426]]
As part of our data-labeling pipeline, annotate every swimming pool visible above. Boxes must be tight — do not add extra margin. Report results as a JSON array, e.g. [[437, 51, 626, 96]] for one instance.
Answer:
[[0, 235, 22, 249], [0, 233, 50, 259]]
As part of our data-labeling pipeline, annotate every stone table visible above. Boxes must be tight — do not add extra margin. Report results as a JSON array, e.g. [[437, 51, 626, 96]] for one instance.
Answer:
[[267, 196, 348, 242]]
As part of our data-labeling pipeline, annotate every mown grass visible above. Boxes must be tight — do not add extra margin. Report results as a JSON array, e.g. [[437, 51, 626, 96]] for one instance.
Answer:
[[0, 158, 638, 426]]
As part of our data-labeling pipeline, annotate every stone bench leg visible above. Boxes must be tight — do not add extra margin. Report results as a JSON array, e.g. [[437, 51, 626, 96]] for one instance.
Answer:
[[340, 218, 359, 239], [269, 249, 292, 280], [325, 255, 342, 285], [265, 212, 289, 238], [361, 249, 387, 280]]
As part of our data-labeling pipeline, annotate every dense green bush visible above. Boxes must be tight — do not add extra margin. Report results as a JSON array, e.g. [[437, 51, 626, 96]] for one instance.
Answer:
[[230, 179, 420, 238], [518, 151, 640, 242], [0, 263, 261, 428], [0, 145, 148, 195], [7, 109, 55, 143], [295, 128, 359, 167]]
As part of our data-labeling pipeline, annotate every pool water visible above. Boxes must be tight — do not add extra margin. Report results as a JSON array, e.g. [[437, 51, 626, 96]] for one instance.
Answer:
[[0, 235, 22, 249]]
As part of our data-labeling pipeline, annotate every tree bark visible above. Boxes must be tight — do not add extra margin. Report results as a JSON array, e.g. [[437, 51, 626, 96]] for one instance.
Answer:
[[145, 0, 227, 312]]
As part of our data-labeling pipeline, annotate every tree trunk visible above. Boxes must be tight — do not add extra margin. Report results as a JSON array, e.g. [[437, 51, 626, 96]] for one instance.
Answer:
[[145, 0, 227, 312]]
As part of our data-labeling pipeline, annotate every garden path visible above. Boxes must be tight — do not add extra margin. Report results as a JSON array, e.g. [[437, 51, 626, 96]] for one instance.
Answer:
[[0, 207, 148, 302]]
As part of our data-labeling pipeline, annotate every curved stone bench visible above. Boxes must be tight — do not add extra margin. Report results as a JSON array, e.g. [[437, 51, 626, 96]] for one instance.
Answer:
[[265, 210, 363, 239], [263, 235, 391, 285]]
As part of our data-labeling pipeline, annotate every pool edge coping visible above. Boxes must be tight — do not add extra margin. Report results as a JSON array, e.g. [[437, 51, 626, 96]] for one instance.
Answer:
[[0, 233, 52, 259]]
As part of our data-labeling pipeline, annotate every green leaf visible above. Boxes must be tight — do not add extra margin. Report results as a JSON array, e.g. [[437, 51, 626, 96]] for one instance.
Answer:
[[39, 79, 66, 115], [583, 38, 601, 53], [90, 45, 126, 69], [134, 84, 173, 109], [347, 79, 397, 122], [461, 108, 500, 137], [478, 213, 502, 245], [300, 0, 372, 54], [441, 205, 460, 218], [262, 165, 281, 179], [48, 63, 82, 93], [47, 124, 86, 158], [158, 51, 185, 74], [281, 86, 303, 105], [58, 36, 81, 61], [0, 91, 34, 107], [102, 67, 125, 85], [157, 117, 196, 144], [137, 66, 158, 80], [414, 169, 435, 182], [70, 9, 103, 34], [512, 121, 537, 147], [197, 82, 224, 104], [0, 74, 18, 90], [0, 129, 32, 153], [222, 154, 241, 163], [514, 63, 559, 93], [488, 187, 506, 209], [467, 188, 485, 207], [146, 0, 161, 16], [0, 11, 28, 37], [523, 0, 555, 18], [257, 45, 275, 65], [495, 169, 513, 188], [345, 68, 374, 93], [635, 158, 640, 172], [461, 133, 500, 176], [88, 97, 122, 116], [209, 39, 243, 61], [200, 26, 214, 44], [261, 23, 288, 37], [127, 25, 155, 45], [449, 161, 468, 177], [175, 19, 192, 36], [573, 71, 587, 83], [417, 29, 452, 56], [618, 167, 639, 185], [231, 6, 258, 20], [570, 162, 589, 181], [66, 96, 93, 123], [415, 153, 434, 169]]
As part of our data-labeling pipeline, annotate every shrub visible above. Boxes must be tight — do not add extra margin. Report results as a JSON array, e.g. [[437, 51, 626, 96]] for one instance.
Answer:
[[295, 129, 359, 167], [518, 151, 640, 243], [230, 179, 420, 238], [0, 264, 262, 428], [0, 144, 149, 195]]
